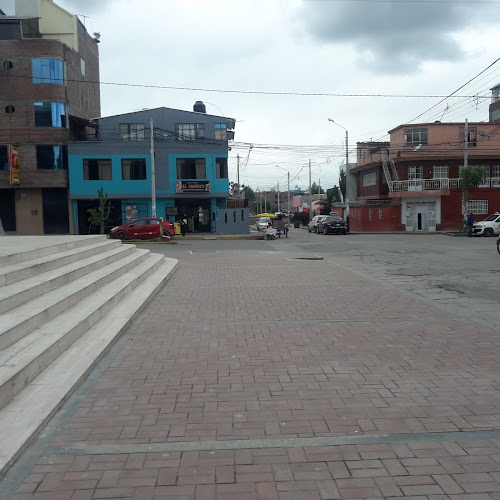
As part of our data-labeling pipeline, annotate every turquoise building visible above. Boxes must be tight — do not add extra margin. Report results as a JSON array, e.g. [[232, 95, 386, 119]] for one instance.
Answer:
[[68, 102, 235, 234]]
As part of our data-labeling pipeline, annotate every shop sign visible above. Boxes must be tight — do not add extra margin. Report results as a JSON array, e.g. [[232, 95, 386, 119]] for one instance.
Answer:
[[176, 180, 210, 193], [9, 146, 19, 185]]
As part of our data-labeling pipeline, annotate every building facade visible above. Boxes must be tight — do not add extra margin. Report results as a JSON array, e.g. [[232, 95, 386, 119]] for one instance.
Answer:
[[0, 0, 100, 234], [68, 103, 235, 234], [351, 114, 500, 232]]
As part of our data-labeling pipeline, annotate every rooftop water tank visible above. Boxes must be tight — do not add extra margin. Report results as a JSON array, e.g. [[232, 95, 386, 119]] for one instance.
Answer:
[[193, 101, 206, 113]]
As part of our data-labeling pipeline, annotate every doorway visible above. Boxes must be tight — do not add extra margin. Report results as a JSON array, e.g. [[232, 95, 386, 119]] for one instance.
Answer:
[[42, 188, 69, 234]]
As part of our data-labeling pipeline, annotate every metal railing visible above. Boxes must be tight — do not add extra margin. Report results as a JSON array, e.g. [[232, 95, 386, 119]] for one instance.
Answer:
[[389, 177, 500, 192]]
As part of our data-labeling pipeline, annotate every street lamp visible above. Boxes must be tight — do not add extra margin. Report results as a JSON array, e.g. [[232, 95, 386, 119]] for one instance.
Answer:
[[276, 166, 290, 220], [328, 118, 350, 231]]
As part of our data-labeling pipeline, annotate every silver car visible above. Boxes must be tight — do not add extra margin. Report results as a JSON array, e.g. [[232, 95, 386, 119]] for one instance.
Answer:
[[257, 217, 272, 231], [308, 215, 328, 233]]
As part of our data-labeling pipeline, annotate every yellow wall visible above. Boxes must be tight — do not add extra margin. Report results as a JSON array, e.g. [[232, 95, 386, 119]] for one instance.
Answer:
[[15, 0, 78, 51]]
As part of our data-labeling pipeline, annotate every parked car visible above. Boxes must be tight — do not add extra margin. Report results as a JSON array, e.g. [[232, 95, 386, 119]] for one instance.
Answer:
[[472, 212, 500, 237], [256, 217, 273, 231], [308, 215, 329, 233], [110, 218, 175, 240], [317, 216, 347, 235]]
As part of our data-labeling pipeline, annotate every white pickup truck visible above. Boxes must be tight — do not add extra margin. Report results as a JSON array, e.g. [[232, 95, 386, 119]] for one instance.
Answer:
[[472, 212, 500, 236]]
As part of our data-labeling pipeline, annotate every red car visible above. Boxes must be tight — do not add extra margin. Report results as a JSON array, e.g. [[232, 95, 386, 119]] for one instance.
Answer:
[[110, 218, 175, 240]]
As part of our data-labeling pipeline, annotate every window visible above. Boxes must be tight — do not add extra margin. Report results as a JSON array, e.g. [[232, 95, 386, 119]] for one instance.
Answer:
[[216, 158, 228, 179], [369, 208, 373, 221], [83, 159, 112, 180], [0, 146, 8, 171], [215, 123, 227, 140], [408, 166, 423, 180], [80, 58, 86, 77], [120, 123, 144, 141], [3, 61, 13, 70], [466, 200, 488, 214], [433, 165, 448, 179], [176, 158, 206, 179], [175, 123, 205, 140], [32, 59, 64, 85], [34, 102, 66, 127], [36, 145, 67, 170], [493, 166, 500, 178], [362, 172, 376, 187], [459, 127, 477, 148], [122, 158, 146, 180], [492, 109, 500, 121], [379, 208, 383, 219], [405, 128, 428, 146], [5, 105, 15, 114]]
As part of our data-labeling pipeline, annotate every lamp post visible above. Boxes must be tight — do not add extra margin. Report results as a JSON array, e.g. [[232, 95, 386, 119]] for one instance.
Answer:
[[276, 166, 290, 220], [328, 118, 349, 232]]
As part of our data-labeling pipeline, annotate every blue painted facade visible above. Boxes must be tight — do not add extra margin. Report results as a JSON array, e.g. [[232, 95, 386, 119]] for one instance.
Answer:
[[68, 104, 235, 234]]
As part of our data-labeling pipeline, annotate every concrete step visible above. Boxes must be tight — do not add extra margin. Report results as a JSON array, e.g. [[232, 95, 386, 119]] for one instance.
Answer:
[[0, 238, 122, 287], [0, 251, 168, 411], [0, 243, 135, 315], [0, 257, 177, 479], [0, 247, 153, 352], [0, 235, 107, 267]]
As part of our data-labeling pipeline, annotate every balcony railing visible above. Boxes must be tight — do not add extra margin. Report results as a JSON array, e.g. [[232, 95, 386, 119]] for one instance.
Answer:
[[389, 177, 500, 192]]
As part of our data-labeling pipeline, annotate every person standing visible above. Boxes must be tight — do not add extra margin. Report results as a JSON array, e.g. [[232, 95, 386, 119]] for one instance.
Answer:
[[467, 212, 475, 237], [181, 214, 188, 237]]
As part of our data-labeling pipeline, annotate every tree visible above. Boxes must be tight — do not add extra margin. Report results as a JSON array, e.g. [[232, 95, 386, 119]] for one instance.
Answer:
[[460, 166, 485, 218], [311, 182, 325, 194], [326, 185, 341, 204], [241, 185, 255, 202], [339, 169, 346, 200], [87, 188, 111, 234]]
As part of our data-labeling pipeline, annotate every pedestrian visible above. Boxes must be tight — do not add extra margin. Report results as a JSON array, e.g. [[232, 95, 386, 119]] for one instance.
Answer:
[[467, 212, 475, 237], [181, 214, 188, 237]]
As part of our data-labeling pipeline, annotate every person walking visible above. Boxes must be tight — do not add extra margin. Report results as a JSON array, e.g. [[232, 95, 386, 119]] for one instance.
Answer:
[[467, 212, 475, 237], [181, 214, 188, 237]]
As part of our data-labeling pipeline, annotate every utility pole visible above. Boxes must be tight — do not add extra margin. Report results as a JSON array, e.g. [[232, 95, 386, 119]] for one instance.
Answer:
[[150, 118, 156, 218], [264, 191, 267, 213], [287, 171, 290, 219], [308, 159, 312, 220], [319, 178, 321, 195], [345, 129, 349, 231], [463, 119, 469, 219], [277, 181, 280, 213], [237, 154, 240, 199]]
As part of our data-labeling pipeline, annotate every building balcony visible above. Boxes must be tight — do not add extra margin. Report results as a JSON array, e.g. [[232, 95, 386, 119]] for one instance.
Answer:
[[389, 177, 500, 193]]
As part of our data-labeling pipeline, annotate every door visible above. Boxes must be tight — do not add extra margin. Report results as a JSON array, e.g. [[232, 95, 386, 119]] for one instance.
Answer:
[[408, 166, 423, 191], [42, 188, 69, 234]]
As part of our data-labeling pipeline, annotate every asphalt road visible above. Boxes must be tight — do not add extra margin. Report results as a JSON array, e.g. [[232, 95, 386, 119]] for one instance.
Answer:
[[148, 228, 500, 329]]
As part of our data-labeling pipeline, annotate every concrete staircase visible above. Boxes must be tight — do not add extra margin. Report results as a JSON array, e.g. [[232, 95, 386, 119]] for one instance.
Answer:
[[0, 235, 177, 478]]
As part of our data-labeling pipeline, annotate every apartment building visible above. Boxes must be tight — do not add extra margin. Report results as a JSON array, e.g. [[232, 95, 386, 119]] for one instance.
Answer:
[[68, 102, 236, 234], [0, 0, 100, 234]]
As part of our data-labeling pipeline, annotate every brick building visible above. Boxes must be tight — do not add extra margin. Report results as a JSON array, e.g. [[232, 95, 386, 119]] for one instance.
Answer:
[[347, 89, 500, 232], [0, 0, 100, 234]]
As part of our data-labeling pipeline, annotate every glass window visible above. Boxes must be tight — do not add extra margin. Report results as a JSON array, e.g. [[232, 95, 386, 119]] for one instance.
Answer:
[[80, 58, 86, 77], [83, 159, 112, 180], [216, 158, 228, 179], [176, 158, 206, 179], [34, 102, 66, 127], [493, 166, 500, 178], [466, 200, 488, 214], [176, 123, 205, 140], [215, 123, 227, 140], [433, 165, 448, 179], [362, 172, 376, 187], [36, 145, 67, 169], [119, 123, 145, 141], [408, 166, 423, 180], [0, 145, 8, 171], [122, 158, 146, 180], [405, 128, 428, 146], [32, 59, 64, 85]]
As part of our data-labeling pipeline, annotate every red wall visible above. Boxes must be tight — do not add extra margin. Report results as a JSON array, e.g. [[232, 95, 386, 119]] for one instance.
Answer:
[[349, 206, 404, 232]]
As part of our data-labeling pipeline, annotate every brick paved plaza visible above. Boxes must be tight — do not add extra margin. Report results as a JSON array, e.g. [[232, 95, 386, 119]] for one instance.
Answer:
[[6, 245, 500, 499]]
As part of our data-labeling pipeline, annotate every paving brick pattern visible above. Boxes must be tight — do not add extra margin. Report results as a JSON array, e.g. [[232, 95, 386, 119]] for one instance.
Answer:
[[10, 250, 500, 498]]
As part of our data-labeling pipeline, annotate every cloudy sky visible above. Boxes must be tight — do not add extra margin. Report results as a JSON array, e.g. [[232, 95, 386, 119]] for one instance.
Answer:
[[3, 0, 500, 192]]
